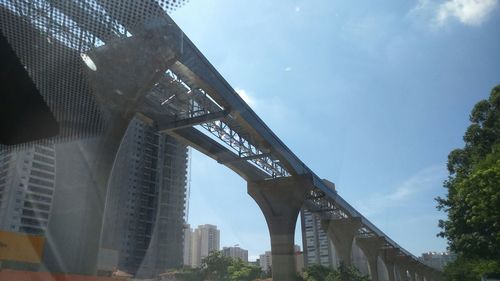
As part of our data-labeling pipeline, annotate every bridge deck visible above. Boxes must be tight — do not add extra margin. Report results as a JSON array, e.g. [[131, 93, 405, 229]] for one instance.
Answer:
[[1, 0, 423, 266]]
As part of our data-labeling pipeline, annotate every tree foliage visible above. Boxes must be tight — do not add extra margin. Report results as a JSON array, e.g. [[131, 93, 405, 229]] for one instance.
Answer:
[[227, 259, 262, 281], [437, 85, 500, 260], [178, 251, 262, 281], [437, 85, 500, 280], [200, 251, 233, 281], [442, 256, 500, 281], [301, 263, 371, 281]]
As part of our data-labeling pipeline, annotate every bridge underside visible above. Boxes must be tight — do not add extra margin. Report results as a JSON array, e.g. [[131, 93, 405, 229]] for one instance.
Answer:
[[0, 1, 440, 280]]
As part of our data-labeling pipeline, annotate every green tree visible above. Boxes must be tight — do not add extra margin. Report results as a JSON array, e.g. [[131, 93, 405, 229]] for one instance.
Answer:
[[177, 266, 203, 281], [437, 85, 500, 280], [302, 264, 334, 281], [302, 264, 370, 281], [227, 259, 262, 281], [443, 257, 500, 281], [200, 251, 233, 281]]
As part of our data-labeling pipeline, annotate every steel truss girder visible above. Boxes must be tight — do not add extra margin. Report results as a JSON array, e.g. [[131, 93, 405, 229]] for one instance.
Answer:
[[157, 110, 229, 132], [200, 121, 290, 178], [157, 68, 290, 178], [217, 153, 272, 164], [169, 127, 268, 181]]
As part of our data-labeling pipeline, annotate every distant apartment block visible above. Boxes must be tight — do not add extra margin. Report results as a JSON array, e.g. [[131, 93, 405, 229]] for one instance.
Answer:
[[0, 115, 188, 277], [259, 251, 272, 272], [185, 224, 220, 268], [300, 180, 339, 269], [300, 208, 337, 268], [98, 116, 188, 277], [183, 224, 192, 266], [222, 246, 248, 263], [0, 144, 56, 236], [419, 251, 457, 270]]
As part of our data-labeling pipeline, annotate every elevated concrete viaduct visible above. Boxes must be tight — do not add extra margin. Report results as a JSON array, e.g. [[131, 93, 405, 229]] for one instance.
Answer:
[[0, 1, 441, 280]]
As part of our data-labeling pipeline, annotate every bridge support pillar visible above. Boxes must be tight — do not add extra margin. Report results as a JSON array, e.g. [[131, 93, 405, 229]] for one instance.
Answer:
[[248, 175, 312, 281], [421, 269, 433, 281], [383, 259, 397, 281], [381, 248, 402, 281], [399, 267, 409, 281], [417, 266, 433, 281], [356, 236, 384, 281], [391, 254, 414, 281], [432, 270, 443, 281], [407, 266, 418, 281], [321, 217, 361, 266], [384, 261, 396, 281]]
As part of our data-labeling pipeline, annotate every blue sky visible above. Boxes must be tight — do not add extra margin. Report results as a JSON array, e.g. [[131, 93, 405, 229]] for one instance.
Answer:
[[171, 0, 500, 260]]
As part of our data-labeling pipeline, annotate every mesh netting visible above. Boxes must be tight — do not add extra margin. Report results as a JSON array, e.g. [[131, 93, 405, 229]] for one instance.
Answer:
[[0, 0, 188, 150]]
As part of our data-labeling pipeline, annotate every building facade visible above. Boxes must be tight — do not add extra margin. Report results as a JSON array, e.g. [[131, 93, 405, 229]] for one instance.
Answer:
[[222, 246, 248, 263], [300, 180, 339, 269], [187, 224, 220, 268], [420, 252, 457, 270], [183, 224, 192, 267], [259, 251, 272, 272], [98, 116, 188, 278], [300, 208, 337, 268], [0, 144, 56, 236]]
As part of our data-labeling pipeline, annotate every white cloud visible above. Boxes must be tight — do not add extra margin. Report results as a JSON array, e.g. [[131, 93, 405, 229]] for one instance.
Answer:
[[284, 66, 292, 72], [410, 0, 498, 27], [295, 6, 301, 12], [235, 88, 256, 107], [355, 165, 446, 216], [233, 87, 303, 135], [437, 0, 498, 25]]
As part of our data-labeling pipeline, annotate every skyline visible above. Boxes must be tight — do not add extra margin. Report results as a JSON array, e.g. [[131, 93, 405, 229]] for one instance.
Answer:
[[172, 0, 500, 261]]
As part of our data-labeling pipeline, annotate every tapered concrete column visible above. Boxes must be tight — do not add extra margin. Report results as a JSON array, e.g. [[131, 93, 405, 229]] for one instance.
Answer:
[[248, 175, 312, 281], [392, 256, 411, 281], [41, 112, 132, 274], [435, 270, 444, 281], [383, 261, 396, 281], [399, 267, 410, 281], [407, 266, 418, 281], [413, 263, 428, 281], [432, 270, 443, 281], [356, 236, 385, 281], [417, 265, 433, 281], [321, 217, 362, 266], [380, 248, 400, 281], [421, 268, 434, 281]]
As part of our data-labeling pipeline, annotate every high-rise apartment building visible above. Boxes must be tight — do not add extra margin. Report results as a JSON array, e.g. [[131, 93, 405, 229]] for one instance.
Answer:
[[98, 116, 188, 278], [300, 208, 337, 268], [419, 252, 456, 270], [183, 224, 192, 267], [187, 224, 220, 268], [259, 251, 272, 272], [0, 144, 56, 236], [300, 180, 340, 269], [222, 246, 248, 263]]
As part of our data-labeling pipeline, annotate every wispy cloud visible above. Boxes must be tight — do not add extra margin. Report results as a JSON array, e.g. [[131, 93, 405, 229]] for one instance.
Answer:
[[437, 0, 498, 25], [355, 165, 446, 216], [284, 66, 292, 72], [234, 87, 292, 122], [295, 6, 301, 12], [235, 88, 256, 107], [410, 0, 498, 27], [233, 87, 307, 136]]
